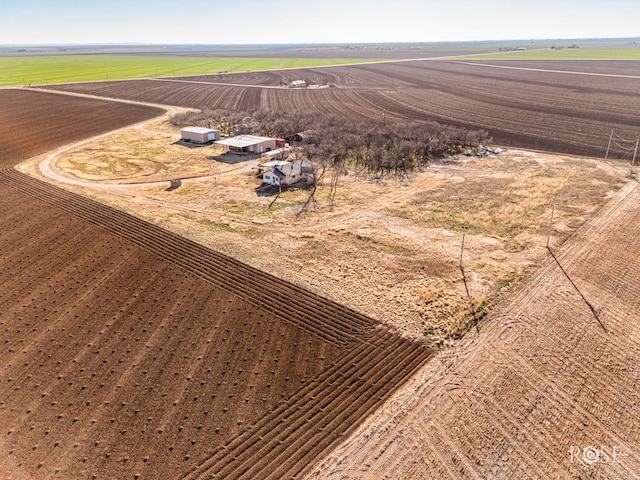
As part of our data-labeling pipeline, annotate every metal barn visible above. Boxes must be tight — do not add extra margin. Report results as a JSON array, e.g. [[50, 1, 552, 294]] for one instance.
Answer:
[[180, 127, 220, 144], [215, 135, 277, 154]]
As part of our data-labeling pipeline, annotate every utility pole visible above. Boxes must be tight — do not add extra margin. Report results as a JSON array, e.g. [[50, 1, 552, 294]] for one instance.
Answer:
[[458, 225, 478, 334], [604, 129, 613, 161], [631, 138, 639, 177], [546, 200, 556, 249], [459, 225, 467, 268]]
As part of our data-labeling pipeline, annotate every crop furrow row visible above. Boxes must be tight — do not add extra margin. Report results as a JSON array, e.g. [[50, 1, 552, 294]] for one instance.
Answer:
[[31, 172, 376, 330], [0, 183, 352, 344], [6, 172, 375, 337], [180, 331, 397, 479], [112, 220, 375, 332], [270, 347, 429, 480], [217, 340, 404, 474], [181, 333, 389, 478], [191, 337, 427, 479], [217, 341, 426, 479], [0, 171, 373, 344]]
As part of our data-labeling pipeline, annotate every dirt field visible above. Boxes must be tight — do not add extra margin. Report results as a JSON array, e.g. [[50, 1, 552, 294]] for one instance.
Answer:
[[42, 59, 640, 158], [0, 89, 162, 167], [0, 89, 431, 479], [304, 178, 640, 480], [27, 121, 628, 342]]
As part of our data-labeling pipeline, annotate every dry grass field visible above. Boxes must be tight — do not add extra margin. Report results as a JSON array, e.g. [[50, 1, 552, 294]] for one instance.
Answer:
[[51, 127, 241, 183], [21, 118, 628, 342]]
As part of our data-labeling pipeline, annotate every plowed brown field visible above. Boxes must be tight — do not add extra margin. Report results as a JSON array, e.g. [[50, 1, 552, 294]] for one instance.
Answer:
[[0, 89, 161, 166], [0, 90, 431, 479], [43, 59, 640, 158]]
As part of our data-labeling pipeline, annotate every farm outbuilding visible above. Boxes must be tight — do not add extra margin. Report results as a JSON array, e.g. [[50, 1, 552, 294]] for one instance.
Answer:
[[261, 147, 289, 161], [180, 127, 220, 144], [215, 135, 277, 154], [289, 80, 307, 89]]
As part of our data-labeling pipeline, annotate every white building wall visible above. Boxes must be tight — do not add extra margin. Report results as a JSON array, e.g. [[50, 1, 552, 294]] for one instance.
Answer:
[[253, 139, 277, 153]]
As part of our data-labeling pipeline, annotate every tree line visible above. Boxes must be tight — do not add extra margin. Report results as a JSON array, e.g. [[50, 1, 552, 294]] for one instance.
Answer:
[[171, 108, 491, 178]]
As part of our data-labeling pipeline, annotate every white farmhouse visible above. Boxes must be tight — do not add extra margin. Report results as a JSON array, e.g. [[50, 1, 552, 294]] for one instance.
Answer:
[[260, 158, 313, 187]]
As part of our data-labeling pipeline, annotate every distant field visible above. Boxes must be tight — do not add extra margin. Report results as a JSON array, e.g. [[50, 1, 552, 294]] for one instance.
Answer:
[[463, 47, 640, 60], [0, 55, 384, 86], [47, 59, 640, 159]]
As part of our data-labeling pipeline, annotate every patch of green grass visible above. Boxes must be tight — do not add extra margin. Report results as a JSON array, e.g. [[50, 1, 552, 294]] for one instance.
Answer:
[[267, 198, 302, 212], [454, 47, 640, 61], [222, 202, 249, 215], [342, 231, 413, 255], [0, 55, 386, 86], [497, 274, 518, 290], [474, 298, 491, 315], [423, 326, 438, 336], [174, 184, 204, 196], [198, 218, 234, 233]]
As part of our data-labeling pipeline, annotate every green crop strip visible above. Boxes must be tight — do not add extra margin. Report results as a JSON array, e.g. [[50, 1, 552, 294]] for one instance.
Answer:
[[0, 55, 385, 86], [453, 47, 640, 61]]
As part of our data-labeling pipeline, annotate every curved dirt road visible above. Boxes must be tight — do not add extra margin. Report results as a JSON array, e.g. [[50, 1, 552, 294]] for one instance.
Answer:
[[32, 88, 260, 193]]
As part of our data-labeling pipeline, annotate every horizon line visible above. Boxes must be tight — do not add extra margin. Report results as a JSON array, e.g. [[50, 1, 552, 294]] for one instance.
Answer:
[[2, 37, 640, 48]]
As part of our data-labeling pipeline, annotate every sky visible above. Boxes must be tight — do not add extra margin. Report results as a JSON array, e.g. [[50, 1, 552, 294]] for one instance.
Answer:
[[0, 0, 638, 45]]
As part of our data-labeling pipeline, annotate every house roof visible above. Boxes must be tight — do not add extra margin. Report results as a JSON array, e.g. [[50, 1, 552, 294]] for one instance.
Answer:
[[261, 147, 288, 158], [215, 135, 275, 148], [258, 159, 291, 168], [181, 127, 218, 134], [272, 167, 286, 178]]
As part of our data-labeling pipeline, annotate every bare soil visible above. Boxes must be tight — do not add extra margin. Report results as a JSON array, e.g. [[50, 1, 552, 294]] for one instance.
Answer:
[[42, 59, 640, 159], [0, 88, 431, 479], [0, 89, 162, 167]]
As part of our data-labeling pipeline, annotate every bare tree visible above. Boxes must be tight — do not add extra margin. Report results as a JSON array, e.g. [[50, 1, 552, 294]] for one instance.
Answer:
[[299, 143, 331, 213], [170, 108, 492, 207]]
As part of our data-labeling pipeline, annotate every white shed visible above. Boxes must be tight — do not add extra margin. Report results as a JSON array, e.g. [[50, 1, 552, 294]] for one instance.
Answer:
[[288, 80, 307, 89], [181, 127, 220, 144], [215, 135, 277, 154]]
